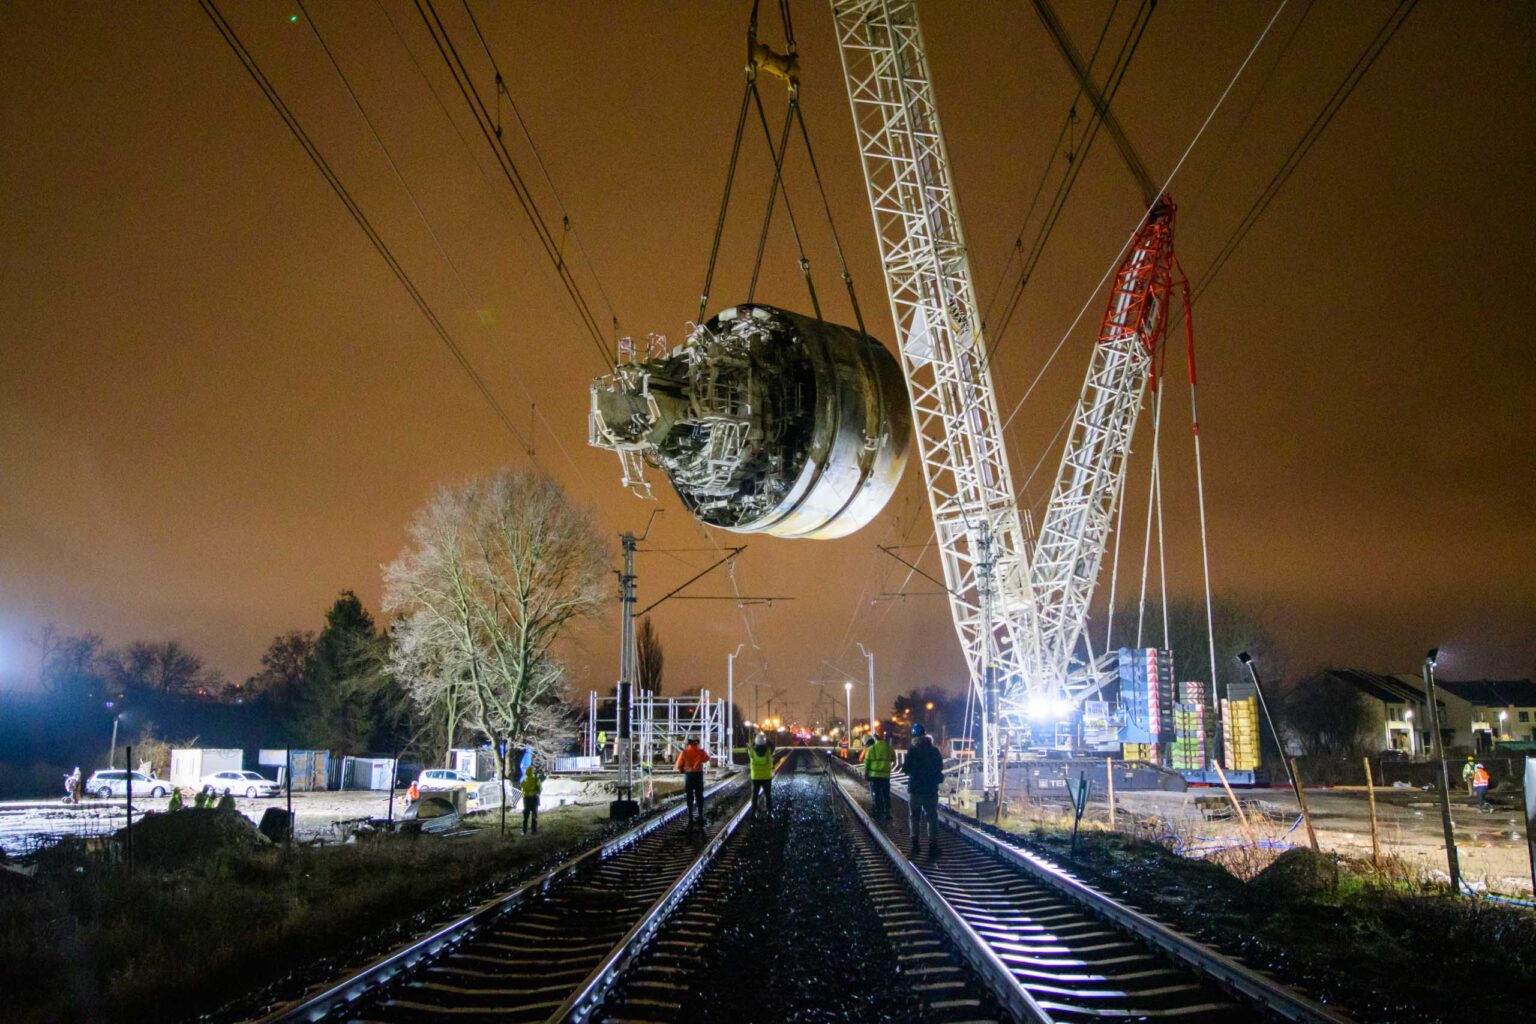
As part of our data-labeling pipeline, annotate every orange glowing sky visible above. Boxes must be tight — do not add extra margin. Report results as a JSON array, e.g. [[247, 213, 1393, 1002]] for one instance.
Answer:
[[2, 1, 1532, 716]]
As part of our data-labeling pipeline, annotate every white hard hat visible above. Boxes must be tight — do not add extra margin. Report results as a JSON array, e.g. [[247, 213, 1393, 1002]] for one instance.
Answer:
[[754, 731, 767, 745]]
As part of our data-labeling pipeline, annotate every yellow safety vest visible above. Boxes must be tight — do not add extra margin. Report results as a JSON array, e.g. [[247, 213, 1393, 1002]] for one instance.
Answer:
[[748, 746, 774, 780], [520, 772, 543, 797], [863, 740, 895, 779]]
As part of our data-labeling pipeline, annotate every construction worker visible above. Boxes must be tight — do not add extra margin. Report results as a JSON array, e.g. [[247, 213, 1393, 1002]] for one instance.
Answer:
[[167, 787, 184, 812], [1462, 756, 1477, 796], [862, 726, 895, 821], [748, 732, 775, 816], [676, 736, 712, 829], [904, 724, 945, 859], [520, 766, 543, 834], [1472, 762, 1491, 810]]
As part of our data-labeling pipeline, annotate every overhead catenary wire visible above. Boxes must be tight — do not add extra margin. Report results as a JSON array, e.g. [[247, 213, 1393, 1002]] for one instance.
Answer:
[[1187, 0, 1419, 309], [986, 0, 1157, 364], [413, 0, 615, 369], [457, 0, 622, 339], [197, 0, 534, 456]]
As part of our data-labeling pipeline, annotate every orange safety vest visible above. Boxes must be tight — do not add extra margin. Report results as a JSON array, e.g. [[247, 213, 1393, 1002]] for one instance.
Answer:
[[676, 746, 711, 773], [1473, 767, 1489, 787]]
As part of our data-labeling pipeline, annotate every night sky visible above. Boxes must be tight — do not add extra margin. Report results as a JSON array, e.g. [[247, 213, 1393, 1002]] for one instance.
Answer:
[[3, 1, 1532, 719]]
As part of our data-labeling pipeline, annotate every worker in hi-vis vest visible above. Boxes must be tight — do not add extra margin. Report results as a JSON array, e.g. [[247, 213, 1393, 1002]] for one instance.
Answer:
[[861, 726, 895, 821], [748, 731, 775, 817], [676, 737, 712, 829], [520, 766, 543, 835]]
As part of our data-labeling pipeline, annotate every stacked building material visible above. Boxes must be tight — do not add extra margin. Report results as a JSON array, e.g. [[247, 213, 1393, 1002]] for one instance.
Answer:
[[1222, 681, 1262, 770], [1117, 647, 1174, 757], [1170, 701, 1206, 770]]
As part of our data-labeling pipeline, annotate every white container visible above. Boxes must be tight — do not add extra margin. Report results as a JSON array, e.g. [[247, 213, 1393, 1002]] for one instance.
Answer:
[[169, 748, 242, 788]]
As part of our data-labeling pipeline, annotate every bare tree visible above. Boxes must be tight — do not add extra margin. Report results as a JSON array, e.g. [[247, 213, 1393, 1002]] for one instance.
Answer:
[[384, 470, 608, 780], [29, 627, 105, 699], [102, 640, 208, 698], [636, 616, 664, 696]]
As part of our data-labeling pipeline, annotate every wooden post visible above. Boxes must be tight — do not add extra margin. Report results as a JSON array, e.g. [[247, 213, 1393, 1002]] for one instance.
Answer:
[[1364, 756, 1381, 869], [1213, 762, 1256, 847], [1106, 756, 1116, 830], [1290, 757, 1320, 852]]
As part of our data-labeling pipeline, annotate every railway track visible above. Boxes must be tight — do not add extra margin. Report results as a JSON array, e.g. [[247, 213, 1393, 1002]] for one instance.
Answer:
[[827, 756, 1354, 1023], [263, 750, 1351, 1023], [269, 775, 748, 1023]]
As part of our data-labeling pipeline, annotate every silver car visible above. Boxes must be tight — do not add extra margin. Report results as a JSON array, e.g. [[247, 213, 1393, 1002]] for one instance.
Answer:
[[200, 770, 281, 798], [85, 770, 168, 799]]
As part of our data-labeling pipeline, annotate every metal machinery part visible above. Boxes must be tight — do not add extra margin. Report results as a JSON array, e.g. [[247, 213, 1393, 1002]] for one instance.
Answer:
[[589, 304, 911, 540]]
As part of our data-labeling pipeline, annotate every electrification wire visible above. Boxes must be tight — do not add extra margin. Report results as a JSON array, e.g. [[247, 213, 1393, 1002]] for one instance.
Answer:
[[457, 0, 621, 341], [351, 0, 608, 521], [986, 0, 1157, 363], [999, 0, 1292, 437], [1185, 0, 1317, 207], [1188, 0, 1418, 308], [980, 0, 1121, 332], [413, 0, 614, 369], [197, 0, 534, 456]]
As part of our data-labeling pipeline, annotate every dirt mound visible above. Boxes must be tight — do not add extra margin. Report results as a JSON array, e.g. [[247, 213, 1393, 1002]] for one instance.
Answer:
[[121, 808, 269, 869], [1250, 846, 1338, 902]]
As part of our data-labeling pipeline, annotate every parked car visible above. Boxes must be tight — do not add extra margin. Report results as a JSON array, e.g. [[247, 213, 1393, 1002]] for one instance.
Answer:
[[416, 768, 482, 807], [85, 770, 167, 799], [200, 769, 281, 798], [417, 768, 475, 791]]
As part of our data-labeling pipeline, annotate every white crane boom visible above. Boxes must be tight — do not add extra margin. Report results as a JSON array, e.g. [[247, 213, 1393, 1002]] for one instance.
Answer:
[[830, 0, 1038, 789], [831, 0, 1175, 773]]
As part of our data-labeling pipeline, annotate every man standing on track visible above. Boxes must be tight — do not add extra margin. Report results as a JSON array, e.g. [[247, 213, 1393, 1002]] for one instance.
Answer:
[[748, 731, 775, 817], [862, 726, 895, 821], [676, 736, 712, 830], [903, 724, 944, 859]]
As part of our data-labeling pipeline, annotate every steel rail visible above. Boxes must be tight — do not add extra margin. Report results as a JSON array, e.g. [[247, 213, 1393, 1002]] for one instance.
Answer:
[[936, 804, 1354, 1024], [553, 789, 754, 1021], [268, 775, 741, 1023], [829, 762, 1054, 1023]]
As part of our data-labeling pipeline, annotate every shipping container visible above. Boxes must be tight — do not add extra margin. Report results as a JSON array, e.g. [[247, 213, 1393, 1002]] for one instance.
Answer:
[[169, 748, 243, 788], [257, 749, 331, 791]]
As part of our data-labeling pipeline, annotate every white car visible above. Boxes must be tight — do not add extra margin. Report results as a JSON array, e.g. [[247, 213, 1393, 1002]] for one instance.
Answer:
[[85, 770, 168, 799], [417, 768, 476, 791], [200, 770, 281, 798], [416, 768, 483, 806]]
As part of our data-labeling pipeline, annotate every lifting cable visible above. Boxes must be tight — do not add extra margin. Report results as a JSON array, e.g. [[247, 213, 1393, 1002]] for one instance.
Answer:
[[1175, 258, 1221, 707], [698, 0, 867, 334]]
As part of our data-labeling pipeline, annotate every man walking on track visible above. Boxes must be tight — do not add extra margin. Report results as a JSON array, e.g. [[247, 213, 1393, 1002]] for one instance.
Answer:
[[862, 726, 895, 820], [748, 731, 775, 817], [676, 736, 712, 830], [903, 724, 944, 859]]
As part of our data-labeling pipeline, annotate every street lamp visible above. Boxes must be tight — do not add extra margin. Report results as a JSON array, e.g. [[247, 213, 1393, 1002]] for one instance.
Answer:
[[844, 681, 853, 750], [727, 644, 744, 759], [856, 643, 875, 735], [1423, 647, 1461, 892], [1404, 709, 1416, 758], [1236, 652, 1291, 787]]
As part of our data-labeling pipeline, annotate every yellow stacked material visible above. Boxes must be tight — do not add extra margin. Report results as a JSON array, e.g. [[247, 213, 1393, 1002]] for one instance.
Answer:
[[1222, 696, 1261, 770], [1122, 743, 1156, 761]]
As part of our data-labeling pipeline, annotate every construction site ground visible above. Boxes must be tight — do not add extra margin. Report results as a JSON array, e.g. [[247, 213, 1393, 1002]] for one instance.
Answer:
[[982, 783, 1533, 895], [0, 773, 685, 858]]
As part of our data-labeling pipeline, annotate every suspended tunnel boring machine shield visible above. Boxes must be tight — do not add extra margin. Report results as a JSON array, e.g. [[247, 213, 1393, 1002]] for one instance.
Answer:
[[589, 304, 911, 539]]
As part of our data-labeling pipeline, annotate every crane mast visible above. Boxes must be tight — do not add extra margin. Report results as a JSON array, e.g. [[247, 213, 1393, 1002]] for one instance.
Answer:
[[830, 0, 1038, 791], [831, 0, 1177, 769]]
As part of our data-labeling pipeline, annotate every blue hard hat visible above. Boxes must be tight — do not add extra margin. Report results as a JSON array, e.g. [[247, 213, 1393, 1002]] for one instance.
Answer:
[[911, 723, 925, 736]]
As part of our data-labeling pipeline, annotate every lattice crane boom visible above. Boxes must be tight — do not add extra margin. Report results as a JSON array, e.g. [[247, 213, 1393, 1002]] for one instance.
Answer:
[[830, 0, 1179, 765]]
